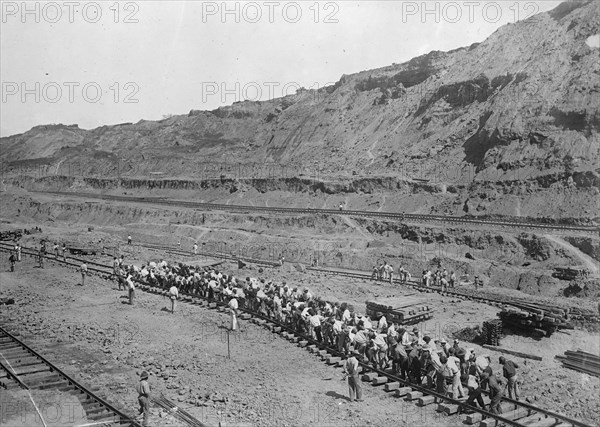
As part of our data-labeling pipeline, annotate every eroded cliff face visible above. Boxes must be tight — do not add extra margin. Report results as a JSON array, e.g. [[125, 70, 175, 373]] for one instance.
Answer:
[[1, 1, 599, 219]]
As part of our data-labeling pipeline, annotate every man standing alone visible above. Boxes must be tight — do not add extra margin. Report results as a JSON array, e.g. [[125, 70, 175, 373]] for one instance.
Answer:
[[80, 263, 88, 286], [169, 284, 178, 314], [9, 253, 16, 272], [343, 350, 363, 402], [136, 371, 151, 426], [228, 295, 239, 331], [127, 273, 135, 305]]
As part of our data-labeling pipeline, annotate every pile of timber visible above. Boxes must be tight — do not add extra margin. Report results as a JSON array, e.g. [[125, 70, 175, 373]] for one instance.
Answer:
[[497, 304, 574, 338], [481, 319, 503, 346], [552, 267, 590, 280], [567, 307, 600, 323], [556, 350, 600, 377], [366, 296, 434, 325]]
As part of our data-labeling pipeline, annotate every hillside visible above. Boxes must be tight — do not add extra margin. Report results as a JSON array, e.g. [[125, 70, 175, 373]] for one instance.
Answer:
[[1, 0, 599, 220]]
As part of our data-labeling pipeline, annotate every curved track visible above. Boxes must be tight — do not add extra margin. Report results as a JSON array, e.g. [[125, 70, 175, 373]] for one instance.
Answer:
[[38, 191, 600, 235], [0, 244, 594, 427], [0, 326, 140, 426]]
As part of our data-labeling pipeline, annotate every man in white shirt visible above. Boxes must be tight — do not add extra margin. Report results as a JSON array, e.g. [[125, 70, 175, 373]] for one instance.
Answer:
[[228, 296, 239, 331], [80, 263, 88, 286], [169, 285, 179, 314], [343, 350, 363, 402], [127, 274, 135, 305], [447, 348, 465, 398]]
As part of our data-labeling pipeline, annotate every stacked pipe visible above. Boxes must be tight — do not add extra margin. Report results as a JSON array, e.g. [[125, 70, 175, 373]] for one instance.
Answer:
[[481, 319, 503, 346], [556, 350, 600, 378], [150, 395, 208, 427]]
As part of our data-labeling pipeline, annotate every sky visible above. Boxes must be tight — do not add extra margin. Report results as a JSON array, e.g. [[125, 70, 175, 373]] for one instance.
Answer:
[[0, 0, 563, 137]]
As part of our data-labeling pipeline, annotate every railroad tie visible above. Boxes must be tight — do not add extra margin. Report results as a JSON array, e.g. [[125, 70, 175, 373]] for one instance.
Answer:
[[325, 356, 341, 365], [416, 395, 436, 406], [371, 376, 387, 386], [361, 372, 378, 382], [526, 417, 560, 427], [384, 382, 400, 392], [406, 391, 423, 401], [395, 387, 412, 397]]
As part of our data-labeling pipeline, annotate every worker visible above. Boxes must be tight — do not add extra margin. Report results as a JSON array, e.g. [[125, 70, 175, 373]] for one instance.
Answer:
[[127, 273, 135, 305], [169, 284, 178, 314], [38, 247, 44, 269], [80, 263, 88, 286], [499, 356, 520, 400], [128, 235, 132, 245], [193, 243, 198, 255], [136, 371, 151, 426], [9, 253, 16, 272], [481, 371, 503, 414], [228, 295, 239, 331], [459, 364, 486, 414], [343, 350, 363, 402]]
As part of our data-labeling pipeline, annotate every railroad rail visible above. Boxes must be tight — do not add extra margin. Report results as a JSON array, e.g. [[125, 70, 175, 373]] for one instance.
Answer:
[[0, 325, 141, 426], [0, 244, 594, 426], [37, 191, 600, 234]]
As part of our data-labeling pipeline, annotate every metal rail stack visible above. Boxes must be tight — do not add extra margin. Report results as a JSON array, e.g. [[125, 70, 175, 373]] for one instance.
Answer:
[[556, 350, 600, 378], [150, 395, 208, 427]]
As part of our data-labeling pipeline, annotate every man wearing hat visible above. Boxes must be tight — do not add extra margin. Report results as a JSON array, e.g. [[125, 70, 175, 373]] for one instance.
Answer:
[[343, 350, 363, 402], [136, 371, 151, 426]]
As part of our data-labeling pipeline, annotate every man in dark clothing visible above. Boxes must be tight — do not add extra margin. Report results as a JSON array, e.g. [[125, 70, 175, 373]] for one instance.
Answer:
[[136, 371, 151, 426], [9, 253, 16, 272], [481, 371, 503, 414], [460, 365, 486, 414], [408, 344, 422, 385], [499, 356, 520, 400], [390, 338, 408, 379]]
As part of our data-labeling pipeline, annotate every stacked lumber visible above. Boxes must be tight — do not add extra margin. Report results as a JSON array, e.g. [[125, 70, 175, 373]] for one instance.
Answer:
[[366, 296, 434, 325], [568, 307, 600, 323], [497, 305, 574, 338], [481, 319, 503, 346], [556, 350, 600, 377], [552, 267, 589, 280]]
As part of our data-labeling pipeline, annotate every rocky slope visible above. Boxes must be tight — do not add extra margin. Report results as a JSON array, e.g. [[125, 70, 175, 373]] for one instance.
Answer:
[[1, 0, 599, 219]]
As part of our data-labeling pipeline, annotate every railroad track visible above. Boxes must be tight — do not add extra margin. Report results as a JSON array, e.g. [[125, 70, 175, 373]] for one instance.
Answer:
[[0, 244, 594, 426], [37, 191, 600, 235], [0, 326, 141, 426]]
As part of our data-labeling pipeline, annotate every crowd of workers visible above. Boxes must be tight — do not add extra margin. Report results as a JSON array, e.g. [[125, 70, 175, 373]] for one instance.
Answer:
[[114, 254, 519, 414], [6, 239, 519, 417]]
